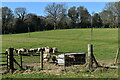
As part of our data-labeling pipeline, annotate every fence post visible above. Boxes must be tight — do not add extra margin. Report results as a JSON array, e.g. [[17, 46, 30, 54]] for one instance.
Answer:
[[20, 54, 23, 69], [87, 44, 93, 69], [114, 48, 120, 64], [7, 48, 14, 73], [64, 53, 66, 71], [7, 51, 8, 70], [40, 50, 43, 70]]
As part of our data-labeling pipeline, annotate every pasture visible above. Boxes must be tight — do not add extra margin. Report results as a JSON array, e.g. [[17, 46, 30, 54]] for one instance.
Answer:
[[1, 28, 118, 78]]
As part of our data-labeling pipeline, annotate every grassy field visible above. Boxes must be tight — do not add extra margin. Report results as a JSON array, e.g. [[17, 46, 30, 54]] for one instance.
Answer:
[[2, 28, 118, 60], [2, 69, 118, 78], [1, 28, 118, 78]]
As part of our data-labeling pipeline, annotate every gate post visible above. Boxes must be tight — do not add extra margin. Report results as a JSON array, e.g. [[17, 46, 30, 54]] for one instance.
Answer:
[[87, 44, 93, 69], [20, 53, 23, 69], [7, 48, 14, 73], [40, 49, 43, 70]]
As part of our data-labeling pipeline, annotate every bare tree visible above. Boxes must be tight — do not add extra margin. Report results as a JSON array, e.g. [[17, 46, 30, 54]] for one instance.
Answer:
[[45, 3, 67, 30], [104, 2, 120, 28], [100, 10, 114, 28], [14, 8, 27, 21], [2, 7, 14, 34]]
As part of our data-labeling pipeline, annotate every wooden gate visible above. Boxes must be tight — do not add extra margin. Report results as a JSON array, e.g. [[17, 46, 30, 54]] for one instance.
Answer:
[[0, 48, 45, 74], [0, 52, 8, 74], [0, 48, 23, 74]]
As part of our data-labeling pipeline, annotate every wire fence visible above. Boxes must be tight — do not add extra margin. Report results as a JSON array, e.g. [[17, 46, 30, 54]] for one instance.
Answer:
[[14, 53, 41, 70], [12, 51, 87, 75]]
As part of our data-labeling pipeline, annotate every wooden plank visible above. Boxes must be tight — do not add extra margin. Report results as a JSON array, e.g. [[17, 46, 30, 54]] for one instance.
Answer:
[[13, 54, 18, 56], [109, 66, 118, 69], [114, 48, 119, 64], [0, 60, 7, 62], [0, 64, 7, 66], [0, 53, 7, 55], [40, 50, 43, 70]]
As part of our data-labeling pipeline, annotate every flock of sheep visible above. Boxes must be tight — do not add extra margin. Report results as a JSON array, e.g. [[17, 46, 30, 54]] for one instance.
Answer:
[[6, 47, 58, 55], [5, 47, 58, 62]]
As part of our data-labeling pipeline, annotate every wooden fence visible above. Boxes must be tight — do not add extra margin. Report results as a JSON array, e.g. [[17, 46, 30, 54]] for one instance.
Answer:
[[0, 48, 23, 74], [0, 48, 44, 74], [0, 45, 108, 74], [0, 52, 8, 74]]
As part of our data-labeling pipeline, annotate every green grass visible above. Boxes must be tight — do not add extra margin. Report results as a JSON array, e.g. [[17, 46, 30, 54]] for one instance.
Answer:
[[2, 69, 118, 78], [1, 28, 118, 78], [2, 28, 118, 61]]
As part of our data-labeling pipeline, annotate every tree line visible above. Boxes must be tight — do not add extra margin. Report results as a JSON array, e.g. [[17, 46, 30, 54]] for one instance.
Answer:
[[1, 2, 120, 34]]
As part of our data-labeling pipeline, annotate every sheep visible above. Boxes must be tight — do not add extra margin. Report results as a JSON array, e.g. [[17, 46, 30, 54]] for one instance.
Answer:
[[37, 48, 42, 52], [5, 48, 17, 54], [5, 49, 8, 54], [27, 48, 38, 55], [44, 47, 53, 53], [52, 56, 57, 63], [13, 48, 19, 53], [43, 53, 51, 62], [17, 48, 27, 55]]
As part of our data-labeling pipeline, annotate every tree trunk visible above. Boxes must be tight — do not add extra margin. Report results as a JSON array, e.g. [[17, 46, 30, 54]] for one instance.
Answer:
[[54, 22, 56, 30]]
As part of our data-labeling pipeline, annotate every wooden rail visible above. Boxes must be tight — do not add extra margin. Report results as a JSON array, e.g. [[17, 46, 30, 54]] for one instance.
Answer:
[[0, 53, 7, 55], [0, 52, 8, 74], [0, 64, 7, 66], [0, 60, 7, 62]]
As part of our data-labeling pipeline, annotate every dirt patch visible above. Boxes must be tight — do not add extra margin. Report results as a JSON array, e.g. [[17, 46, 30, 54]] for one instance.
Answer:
[[98, 60, 114, 66], [20, 62, 89, 75], [24, 62, 65, 75]]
